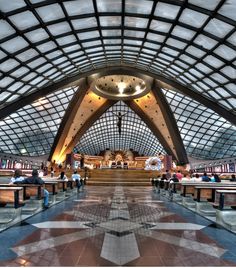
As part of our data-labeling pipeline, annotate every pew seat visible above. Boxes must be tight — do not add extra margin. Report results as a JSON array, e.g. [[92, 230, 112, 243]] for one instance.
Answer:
[[196, 202, 216, 216], [216, 210, 236, 232]]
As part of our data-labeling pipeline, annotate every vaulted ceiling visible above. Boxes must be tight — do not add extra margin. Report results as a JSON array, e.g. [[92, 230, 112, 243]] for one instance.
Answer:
[[0, 0, 235, 162]]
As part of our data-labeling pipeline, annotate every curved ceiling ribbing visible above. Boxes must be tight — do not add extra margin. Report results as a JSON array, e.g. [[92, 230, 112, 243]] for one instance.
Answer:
[[74, 101, 166, 156], [0, 86, 78, 156], [0, 0, 236, 117], [163, 88, 236, 160]]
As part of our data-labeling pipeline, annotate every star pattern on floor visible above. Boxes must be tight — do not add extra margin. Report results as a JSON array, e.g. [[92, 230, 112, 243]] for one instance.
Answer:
[[10, 186, 228, 266]]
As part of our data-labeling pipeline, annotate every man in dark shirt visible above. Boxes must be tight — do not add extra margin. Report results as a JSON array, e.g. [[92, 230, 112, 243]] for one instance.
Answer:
[[202, 172, 210, 182], [15, 169, 49, 208]]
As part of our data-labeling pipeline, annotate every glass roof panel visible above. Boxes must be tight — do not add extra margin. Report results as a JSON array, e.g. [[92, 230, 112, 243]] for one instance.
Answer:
[[0, 20, 16, 39], [0, 0, 26, 12], [36, 4, 65, 22], [172, 26, 196, 40], [188, 0, 221, 11], [204, 18, 234, 38], [97, 0, 122, 12], [154, 2, 180, 20], [179, 8, 208, 28], [163, 88, 236, 160], [0, 0, 235, 116], [63, 0, 94, 15], [74, 101, 166, 156], [218, 1, 236, 21], [125, 0, 153, 14], [0, 86, 78, 156], [125, 17, 149, 28], [9, 11, 39, 30]]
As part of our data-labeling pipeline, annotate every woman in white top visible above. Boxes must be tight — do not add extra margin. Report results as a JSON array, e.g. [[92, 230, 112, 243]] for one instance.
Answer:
[[9, 169, 25, 184]]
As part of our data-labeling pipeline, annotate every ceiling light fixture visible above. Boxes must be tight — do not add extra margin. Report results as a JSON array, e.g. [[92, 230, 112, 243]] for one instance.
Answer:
[[118, 82, 126, 94]]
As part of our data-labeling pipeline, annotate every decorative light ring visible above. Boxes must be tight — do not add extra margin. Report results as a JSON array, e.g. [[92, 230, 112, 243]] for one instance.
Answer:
[[145, 156, 162, 171]]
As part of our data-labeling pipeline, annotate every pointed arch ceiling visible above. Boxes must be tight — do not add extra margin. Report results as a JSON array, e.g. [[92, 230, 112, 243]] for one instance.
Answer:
[[0, 0, 236, 119], [74, 101, 167, 156]]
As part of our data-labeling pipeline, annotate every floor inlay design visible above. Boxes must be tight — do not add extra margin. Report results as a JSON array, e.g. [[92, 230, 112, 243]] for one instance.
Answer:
[[0, 185, 235, 266]]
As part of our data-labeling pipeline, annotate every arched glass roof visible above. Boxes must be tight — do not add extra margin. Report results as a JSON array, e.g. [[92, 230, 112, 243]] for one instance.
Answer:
[[74, 101, 166, 156], [0, 0, 235, 115], [0, 86, 78, 156], [163, 88, 236, 160], [0, 0, 235, 161]]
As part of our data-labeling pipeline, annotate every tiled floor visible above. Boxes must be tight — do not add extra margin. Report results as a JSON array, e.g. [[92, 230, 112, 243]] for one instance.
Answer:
[[0, 185, 236, 266]]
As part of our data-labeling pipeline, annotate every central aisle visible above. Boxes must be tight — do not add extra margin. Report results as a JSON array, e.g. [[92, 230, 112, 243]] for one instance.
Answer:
[[0, 186, 236, 266]]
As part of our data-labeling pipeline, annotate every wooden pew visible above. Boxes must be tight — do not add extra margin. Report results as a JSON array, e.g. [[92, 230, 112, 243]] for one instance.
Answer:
[[0, 183, 43, 200], [44, 181, 58, 195], [43, 179, 68, 201], [43, 179, 67, 192], [216, 190, 236, 210], [169, 182, 181, 193], [215, 190, 236, 232], [0, 186, 24, 209], [44, 181, 58, 204], [194, 185, 236, 203], [0, 186, 24, 229], [181, 182, 236, 197]]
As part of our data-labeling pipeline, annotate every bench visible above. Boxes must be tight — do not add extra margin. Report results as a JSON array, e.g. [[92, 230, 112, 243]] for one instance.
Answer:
[[43, 179, 67, 201], [0, 186, 24, 229], [0, 186, 24, 209], [194, 185, 236, 203], [44, 181, 58, 204], [216, 190, 236, 210], [215, 190, 236, 231], [12, 184, 44, 214]]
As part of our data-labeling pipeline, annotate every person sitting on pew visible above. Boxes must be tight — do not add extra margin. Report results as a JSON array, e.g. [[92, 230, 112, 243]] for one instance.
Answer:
[[176, 170, 183, 181], [213, 174, 221, 182], [57, 171, 68, 181], [181, 172, 191, 182], [210, 173, 215, 182], [14, 169, 49, 209], [201, 172, 210, 182], [169, 173, 179, 183], [191, 173, 202, 182], [230, 174, 236, 182], [9, 169, 25, 184], [71, 170, 81, 189], [166, 170, 171, 180], [159, 174, 167, 189]]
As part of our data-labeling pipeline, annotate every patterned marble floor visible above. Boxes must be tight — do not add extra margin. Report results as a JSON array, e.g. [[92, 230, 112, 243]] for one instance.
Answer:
[[0, 186, 236, 266]]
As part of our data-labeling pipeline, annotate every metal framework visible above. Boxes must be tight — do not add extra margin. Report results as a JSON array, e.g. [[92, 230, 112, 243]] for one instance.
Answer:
[[124, 99, 176, 158], [163, 88, 236, 160], [0, 0, 235, 160], [74, 101, 167, 156], [0, 86, 78, 156]]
